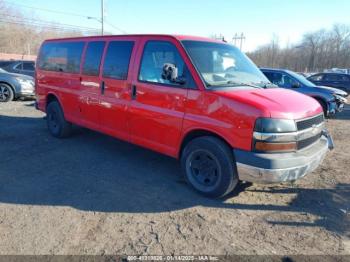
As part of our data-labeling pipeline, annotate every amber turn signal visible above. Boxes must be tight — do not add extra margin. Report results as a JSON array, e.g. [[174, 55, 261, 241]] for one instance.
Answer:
[[255, 141, 297, 152]]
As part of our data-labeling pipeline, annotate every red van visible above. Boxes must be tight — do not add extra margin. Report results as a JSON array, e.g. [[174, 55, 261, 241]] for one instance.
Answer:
[[35, 35, 333, 198]]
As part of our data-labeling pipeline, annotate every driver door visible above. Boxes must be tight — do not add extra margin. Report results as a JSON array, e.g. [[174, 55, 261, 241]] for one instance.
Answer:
[[128, 37, 193, 157]]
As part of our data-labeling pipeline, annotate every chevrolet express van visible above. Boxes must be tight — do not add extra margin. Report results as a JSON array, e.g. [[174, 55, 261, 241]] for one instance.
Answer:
[[35, 35, 333, 198]]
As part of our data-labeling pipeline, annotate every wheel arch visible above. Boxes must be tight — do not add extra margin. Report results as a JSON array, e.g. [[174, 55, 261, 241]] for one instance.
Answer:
[[312, 96, 328, 113], [178, 128, 233, 159], [0, 81, 16, 96], [46, 92, 61, 109]]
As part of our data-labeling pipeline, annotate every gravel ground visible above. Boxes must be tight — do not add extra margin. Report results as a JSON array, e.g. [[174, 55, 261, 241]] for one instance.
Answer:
[[0, 100, 349, 255]]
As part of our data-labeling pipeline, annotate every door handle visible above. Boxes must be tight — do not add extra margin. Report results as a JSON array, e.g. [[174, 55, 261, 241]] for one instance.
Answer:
[[101, 81, 105, 95], [131, 85, 137, 100]]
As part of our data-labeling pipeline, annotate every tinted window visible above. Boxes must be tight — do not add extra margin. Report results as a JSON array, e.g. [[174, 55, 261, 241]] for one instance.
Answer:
[[82, 41, 105, 76], [324, 74, 341, 81], [0, 61, 13, 67], [264, 72, 297, 88], [14, 63, 23, 70], [139, 41, 187, 86], [102, 41, 134, 80], [280, 74, 298, 88], [309, 74, 323, 81], [266, 72, 283, 85], [38, 41, 85, 73], [263, 72, 273, 80], [341, 75, 350, 82], [23, 62, 35, 71]]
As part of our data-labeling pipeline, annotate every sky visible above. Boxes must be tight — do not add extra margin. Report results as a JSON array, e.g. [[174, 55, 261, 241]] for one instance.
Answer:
[[5, 0, 350, 51]]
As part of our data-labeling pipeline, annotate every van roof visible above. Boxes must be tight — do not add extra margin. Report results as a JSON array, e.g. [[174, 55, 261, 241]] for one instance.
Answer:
[[44, 34, 224, 43]]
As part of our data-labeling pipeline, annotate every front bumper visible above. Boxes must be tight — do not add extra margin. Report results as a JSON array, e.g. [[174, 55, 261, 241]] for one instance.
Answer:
[[234, 134, 332, 184], [17, 88, 35, 98]]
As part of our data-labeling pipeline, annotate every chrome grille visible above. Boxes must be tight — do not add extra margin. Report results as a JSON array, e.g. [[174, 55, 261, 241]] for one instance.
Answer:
[[297, 133, 322, 150], [296, 114, 324, 131]]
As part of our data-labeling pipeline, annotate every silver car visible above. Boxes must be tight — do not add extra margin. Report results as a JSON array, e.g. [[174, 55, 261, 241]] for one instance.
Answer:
[[0, 68, 35, 102]]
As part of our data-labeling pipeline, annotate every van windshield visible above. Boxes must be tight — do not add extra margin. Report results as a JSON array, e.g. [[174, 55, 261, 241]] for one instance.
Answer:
[[182, 40, 269, 88]]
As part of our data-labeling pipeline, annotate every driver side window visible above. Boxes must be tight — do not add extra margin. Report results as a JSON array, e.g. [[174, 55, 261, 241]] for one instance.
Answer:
[[267, 73, 297, 88], [269, 72, 283, 86], [139, 41, 186, 86], [281, 74, 295, 88]]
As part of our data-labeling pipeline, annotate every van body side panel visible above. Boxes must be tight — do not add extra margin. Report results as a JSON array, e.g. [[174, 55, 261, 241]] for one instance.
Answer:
[[36, 40, 86, 124], [178, 89, 260, 156], [98, 37, 141, 142], [128, 36, 190, 157], [36, 69, 82, 123]]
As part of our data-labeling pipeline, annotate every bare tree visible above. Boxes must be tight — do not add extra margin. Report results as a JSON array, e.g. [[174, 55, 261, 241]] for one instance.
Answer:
[[0, 0, 92, 56], [248, 24, 350, 73]]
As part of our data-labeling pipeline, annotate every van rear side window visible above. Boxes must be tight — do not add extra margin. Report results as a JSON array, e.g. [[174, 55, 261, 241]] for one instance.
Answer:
[[38, 41, 84, 73], [82, 41, 106, 76], [102, 41, 134, 80]]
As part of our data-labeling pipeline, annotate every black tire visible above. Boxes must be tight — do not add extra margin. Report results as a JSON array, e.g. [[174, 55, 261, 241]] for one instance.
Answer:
[[180, 136, 238, 198], [316, 98, 328, 117], [46, 101, 72, 138], [0, 83, 14, 102]]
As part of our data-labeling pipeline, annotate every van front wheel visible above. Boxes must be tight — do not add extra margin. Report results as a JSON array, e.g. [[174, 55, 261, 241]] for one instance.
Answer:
[[46, 101, 72, 138], [181, 136, 238, 198]]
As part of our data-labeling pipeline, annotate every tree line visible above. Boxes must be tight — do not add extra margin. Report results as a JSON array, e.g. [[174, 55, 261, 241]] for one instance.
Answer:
[[0, 0, 99, 56], [247, 24, 350, 73], [1, 0, 350, 73]]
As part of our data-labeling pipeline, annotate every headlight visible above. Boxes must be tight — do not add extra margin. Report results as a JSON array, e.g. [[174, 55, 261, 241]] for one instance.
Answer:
[[254, 118, 296, 133], [333, 94, 348, 104], [16, 78, 34, 88], [253, 118, 297, 153]]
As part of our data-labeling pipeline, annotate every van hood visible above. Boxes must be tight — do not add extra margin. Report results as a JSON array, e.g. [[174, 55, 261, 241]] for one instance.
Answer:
[[213, 87, 322, 120]]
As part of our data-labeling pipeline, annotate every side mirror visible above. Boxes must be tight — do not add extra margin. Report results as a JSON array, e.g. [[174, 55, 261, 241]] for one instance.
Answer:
[[291, 82, 300, 88], [162, 63, 185, 84]]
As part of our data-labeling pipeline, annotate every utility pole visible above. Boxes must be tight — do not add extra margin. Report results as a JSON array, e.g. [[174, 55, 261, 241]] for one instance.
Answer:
[[101, 0, 105, 35], [232, 33, 246, 50]]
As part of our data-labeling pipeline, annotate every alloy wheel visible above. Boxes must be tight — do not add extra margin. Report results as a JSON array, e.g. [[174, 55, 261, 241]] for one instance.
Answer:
[[0, 85, 10, 102]]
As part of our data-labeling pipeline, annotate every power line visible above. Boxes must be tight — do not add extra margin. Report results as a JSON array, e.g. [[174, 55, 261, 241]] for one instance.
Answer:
[[1, 14, 100, 31], [3, 0, 127, 34], [3, 0, 96, 18], [105, 20, 127, 34], [0, 19, 100, 33]]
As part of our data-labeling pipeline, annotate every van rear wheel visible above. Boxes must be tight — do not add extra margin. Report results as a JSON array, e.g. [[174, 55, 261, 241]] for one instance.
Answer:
[[181, 136, 238, 198], [46, 101, 72, 138]]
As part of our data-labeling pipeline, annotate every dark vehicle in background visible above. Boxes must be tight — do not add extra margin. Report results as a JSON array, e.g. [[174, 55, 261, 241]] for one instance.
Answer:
[[261, 68, 348, 116], [0, 60, 35, 77], [0, 68, 35, 102], [307, 73, 350, 93]]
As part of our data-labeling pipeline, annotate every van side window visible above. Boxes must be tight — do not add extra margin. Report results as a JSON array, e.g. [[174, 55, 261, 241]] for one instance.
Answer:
[[38, 42, 84, 73], [102, 41, 134, 80], [139, 41, 186, 86], [82, 41, 105, 76]]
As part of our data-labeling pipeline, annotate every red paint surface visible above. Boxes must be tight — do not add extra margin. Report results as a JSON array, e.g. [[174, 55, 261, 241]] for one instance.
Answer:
[[36, 35, 322, 158]]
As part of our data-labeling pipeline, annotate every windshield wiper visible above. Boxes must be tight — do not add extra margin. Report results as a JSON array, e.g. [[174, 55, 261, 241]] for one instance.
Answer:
[[225, 81, 262, 89], [206, 81, 263, 89]]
